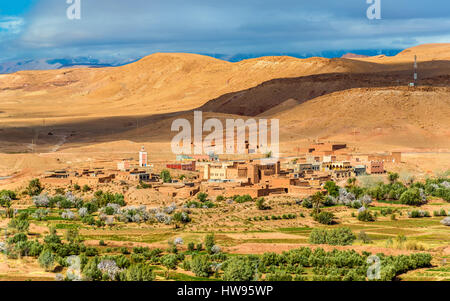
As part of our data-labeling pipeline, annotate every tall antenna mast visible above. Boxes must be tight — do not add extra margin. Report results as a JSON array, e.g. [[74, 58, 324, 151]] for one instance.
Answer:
[[414, 55, 418, 86]]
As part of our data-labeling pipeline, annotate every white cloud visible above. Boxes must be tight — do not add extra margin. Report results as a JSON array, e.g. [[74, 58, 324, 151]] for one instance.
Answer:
[[0, 16, 25, 34], [2, 0, 450, 61]]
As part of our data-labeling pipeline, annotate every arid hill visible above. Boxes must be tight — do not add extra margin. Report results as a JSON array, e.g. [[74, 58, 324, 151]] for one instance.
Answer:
[[0, 53, 384, 120], [341, 53, 369, 59], [0, 43, 449, 169]]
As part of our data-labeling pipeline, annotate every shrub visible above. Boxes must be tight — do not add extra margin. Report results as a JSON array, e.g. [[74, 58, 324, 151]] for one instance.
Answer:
[[408, 210, 431, 218], [357, 210, 376, 222], [324, 181, 340, 197], [160, 170, 172, 183], [82, 185, 91, 192], [190, 255, 212, 277], [32, 208, 49, 221], [309, 227, 356, 246], [399, 188, 426, 206], [173, 212, 191, 224], [161, 254, 179, 270], [265, 271, 293, 281], [120, 263, 154, 281], [358, 231, 372, 244], [25, 179, 43, 196], [433, 209, 448, 217], [96, 192, 125, 207], [82, 215, 96, 226], [256, 198, 269, 210], [197, 192, 209, 202], [233, 194, 253, 203], [222, 257, 257, 281], [205, 234, 215, 254], [313, 211, 335, 225], [38, 249, 55, 271], [301, 198, 313, 208], [187, 242, 195, 252], [8, 216, 30, 233]]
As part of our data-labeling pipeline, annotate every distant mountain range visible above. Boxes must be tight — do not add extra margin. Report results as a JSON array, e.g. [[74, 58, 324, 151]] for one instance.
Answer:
[[0, 49, 402, 74], [0, 57, 139, 74]]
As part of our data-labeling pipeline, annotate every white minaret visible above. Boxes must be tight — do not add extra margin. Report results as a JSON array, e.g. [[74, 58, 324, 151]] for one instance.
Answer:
[[139, 146, 148, 167]]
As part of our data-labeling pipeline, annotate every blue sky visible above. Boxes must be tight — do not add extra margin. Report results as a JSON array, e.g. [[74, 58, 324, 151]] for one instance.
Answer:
[[1, 0, 450, 63]]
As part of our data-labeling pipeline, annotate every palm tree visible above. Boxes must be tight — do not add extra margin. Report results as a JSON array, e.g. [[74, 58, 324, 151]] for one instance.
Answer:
[[311, 192, 325, 215]]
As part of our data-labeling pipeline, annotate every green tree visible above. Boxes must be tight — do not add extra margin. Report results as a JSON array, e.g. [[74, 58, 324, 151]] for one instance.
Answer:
[[205, 234, 215, 254], [121, 263, 154, 281], [25, 179, 43, 196], [388, 172, 400, 184], [190, 256, 212, 278], [65, 228, 80, 243], [38, 249, 55, 271], [8, 213, 30, 233], [160, 169, 172, 183], [346, 178, 357, 188], [197, 192, 208, 202], [223, 257, 257, 281], [311, 192, 325, 215], [313, 211, 335, 225], [324, 181, 339, 198], [399, 188, 423, 206], [82, 185, 91, 192], [256, 198, 268, 210]]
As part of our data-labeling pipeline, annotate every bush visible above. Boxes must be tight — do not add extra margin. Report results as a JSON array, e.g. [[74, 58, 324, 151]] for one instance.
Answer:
[[324, 181, 340, 198], [8, 216, 30, 233], [187, 242, 195, 252], [197, 192, 209, 202], [309, 228, 356, 246], [120, 263, 155, 281], [357, 210, 376, 222], [222, 257, 257, 281], [190, 255, 212, 277], [96, 192, 125, 207], [301, 198, 313, 209], [313, 211, 335, 225], [399, 188, 426, 206], [358, 231, 372, 244], [265, 271, 292, 281], [433, 209, 448, 217], [25, 179, 43, 196], [408, 210, 431, 218], [160, 170, 172, 183], [38, 249, 55, 271], [205, 234, 215, 254], [161, 254, 179, 270], [173, 212, 191, 224], [233, 194, 253, 203], [82, 185, 91, 192], [256, 198, 269, 210]]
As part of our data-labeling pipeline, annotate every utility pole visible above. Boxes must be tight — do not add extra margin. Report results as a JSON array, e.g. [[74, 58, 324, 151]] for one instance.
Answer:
[[414, 55, 418, 86]]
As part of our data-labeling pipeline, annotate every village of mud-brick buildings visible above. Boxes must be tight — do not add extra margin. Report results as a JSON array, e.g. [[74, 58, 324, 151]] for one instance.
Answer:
[[40, 142, 402, 200]]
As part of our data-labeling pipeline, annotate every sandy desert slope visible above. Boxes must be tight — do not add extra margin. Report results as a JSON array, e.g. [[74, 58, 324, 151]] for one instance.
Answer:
[[0, 44, 449, 172]]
